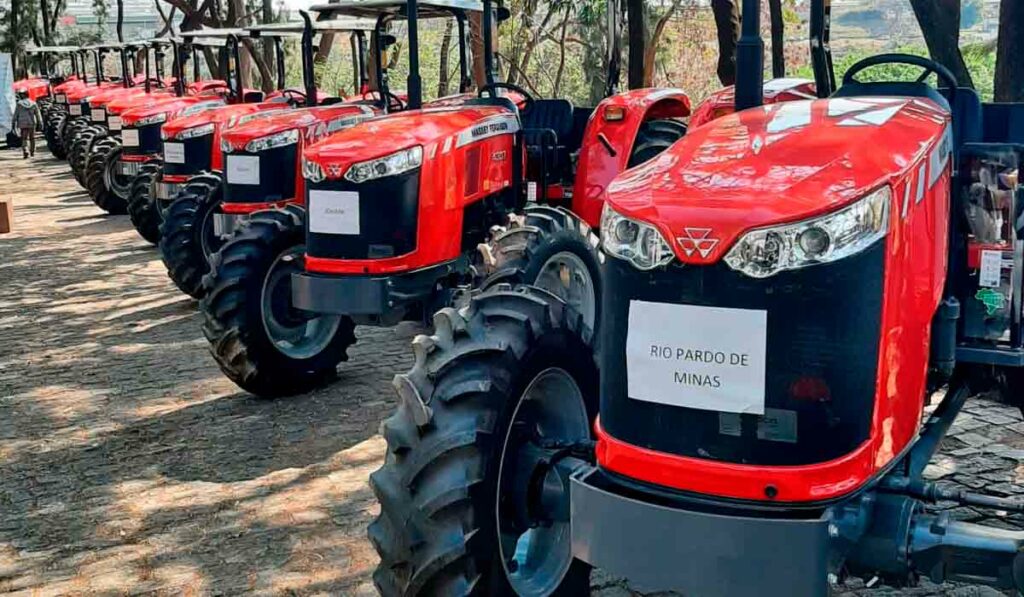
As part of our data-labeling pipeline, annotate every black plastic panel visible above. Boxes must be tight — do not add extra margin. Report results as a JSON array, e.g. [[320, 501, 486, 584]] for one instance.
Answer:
[[122, 123, 163, 157], [599, 243, 885, 466], [305, 172, 420, 260], [222, 146, 297, 204], [163, 134, 213, 176]]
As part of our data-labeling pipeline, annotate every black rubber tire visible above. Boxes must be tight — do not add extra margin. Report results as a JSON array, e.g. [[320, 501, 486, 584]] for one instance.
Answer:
[[627, 118, 687, 169], [200, 206, 358, 397], [69, 127, 101, 186], [84, 138, 128, 214], [62, 117, 86, 156], [369, 286, 597, 597], [44, 112, 67, 159], [127, 161, 164, 244], [158, 174, 224, 298], [485, 206, 603, 336]]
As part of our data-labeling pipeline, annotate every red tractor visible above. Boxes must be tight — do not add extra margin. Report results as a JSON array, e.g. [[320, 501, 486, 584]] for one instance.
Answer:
[[33, 46, 89, 159], [129, 19, 375, 245], [12, 46, 79, 151], [370, 0, 1024, 595], [196, 0, 688, 398], [158, 10, 455, 300], [81, 38, 229, 214]]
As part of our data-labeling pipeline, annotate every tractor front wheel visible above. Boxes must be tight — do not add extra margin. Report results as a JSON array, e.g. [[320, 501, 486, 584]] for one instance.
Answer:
[[127, 161, 164, 244], [200, 206, 357, 397], [44, 112, 67, 159], [369, 286, 597, 597], [85, 138, 130, 214], [158, 174, 225, 298]]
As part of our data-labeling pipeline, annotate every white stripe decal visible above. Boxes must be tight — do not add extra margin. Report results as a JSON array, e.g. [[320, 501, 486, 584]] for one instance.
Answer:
[[455, 114, 521, 148], [902, 180, 913, 219], [916, 165, 927, 204], [929, 126, 953, 188]]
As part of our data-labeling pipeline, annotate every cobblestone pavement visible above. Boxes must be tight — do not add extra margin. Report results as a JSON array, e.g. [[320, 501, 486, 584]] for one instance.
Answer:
[[0, 140, 1022, 596]]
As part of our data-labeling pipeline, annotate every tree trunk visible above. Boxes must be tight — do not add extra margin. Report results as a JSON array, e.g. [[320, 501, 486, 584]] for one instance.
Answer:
[[642, 1, 681, 87], [768, 0, 784, 78], [438, 19, 453, 97], [995, 0, 1024, 101], [470, 11, 487, 89], [11, 0, 19, 77], [228, 0, 251, 89], [711, 0, 739, 86], [627, 0, 646, 90], [40, 0, 52, 45], [908, 0, 974, 89]]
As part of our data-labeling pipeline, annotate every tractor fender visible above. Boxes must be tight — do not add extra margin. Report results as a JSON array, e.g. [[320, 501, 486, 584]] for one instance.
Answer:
[[571, 88, 691, 228]]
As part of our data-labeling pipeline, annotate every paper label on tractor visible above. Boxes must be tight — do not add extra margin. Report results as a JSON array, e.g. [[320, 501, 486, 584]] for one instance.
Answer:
[[69, 104, 82, 116], [108, 117, 122, 131], [980, 250, 1003, 289], [226, 155, 260, 185], [91, 108, 104, 122], [121, 129, 139, 147], [164, 142, 185, 164], [626, 301, 767, 415], [308, 191, 360, 235], [56, 94, 66, 103]]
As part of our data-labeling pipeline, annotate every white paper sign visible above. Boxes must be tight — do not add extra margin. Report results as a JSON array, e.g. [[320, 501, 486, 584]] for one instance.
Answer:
[[69, 104, 82, 115], [121, 128, 139, 147], [164, 142, 185, 164], [56, 93, 66, 103], [108, 116, 122, 131], [626, 301, 768, 415], [226, 155, 260, 185], [980, 250, 1003, 289], [91, 108, 105, 122], [309, 190, 360, 235]]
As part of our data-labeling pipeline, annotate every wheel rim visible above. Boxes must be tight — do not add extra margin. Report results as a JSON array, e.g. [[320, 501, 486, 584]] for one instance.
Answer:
[[533, 251, 596, 332], [496, 367, 589, 596], [198, 199, 222, 260], [260, 247, 343, 360], [103, 150, 132, 199]]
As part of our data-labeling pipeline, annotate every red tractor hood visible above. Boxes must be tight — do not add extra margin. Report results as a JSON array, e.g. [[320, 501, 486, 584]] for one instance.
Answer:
[[121, 97, 225, 127], [66, 82, 117, 103], [52, 79, 86, 94], [86, 86, 148, 108], [106, 90, 177, 115], [606, 96, 952, 265], [162, 101, 290, 138], [220, 103, 377, 151], [304, 105, 512, 176]]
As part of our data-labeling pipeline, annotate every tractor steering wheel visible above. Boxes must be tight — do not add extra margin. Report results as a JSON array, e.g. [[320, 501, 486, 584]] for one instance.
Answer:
[[478, 82, 534, 113], [843, 53, 959, 91], [370, 90, 405, 112], [282, 88, 307, 105]]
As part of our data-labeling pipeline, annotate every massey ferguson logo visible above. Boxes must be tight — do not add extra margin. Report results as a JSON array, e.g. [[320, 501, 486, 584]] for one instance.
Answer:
[[677, 228, 720, 259]]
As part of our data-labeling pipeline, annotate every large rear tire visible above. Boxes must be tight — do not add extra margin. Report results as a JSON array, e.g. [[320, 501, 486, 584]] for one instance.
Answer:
[[127, 161, 164, 244], [486, 206, 602, 335], [158, 173, 225, 298], [369, 287, 597, 597], [69, 127, 102, 186], [627, 119, 687, 168], [85, 138, 129, 214], [200, 206, 357, 397]]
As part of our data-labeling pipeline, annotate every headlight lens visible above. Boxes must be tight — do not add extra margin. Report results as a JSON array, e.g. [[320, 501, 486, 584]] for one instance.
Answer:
[[245, 129, 298, 153], [344, 146, 423, 184], [220, 138, 234, 154], [302, 158, 326, 183], [724, 186, 891, 279], [135, 112, 168, 127], [169, 123, 215, 141], [600, 203, 675, 270]]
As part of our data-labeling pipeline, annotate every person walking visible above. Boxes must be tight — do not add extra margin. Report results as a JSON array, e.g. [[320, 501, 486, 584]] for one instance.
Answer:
[[13, 91, 42, 159]]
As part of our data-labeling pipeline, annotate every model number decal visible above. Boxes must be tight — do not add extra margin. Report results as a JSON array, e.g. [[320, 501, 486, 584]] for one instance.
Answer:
[[929, 125, 952, 188]]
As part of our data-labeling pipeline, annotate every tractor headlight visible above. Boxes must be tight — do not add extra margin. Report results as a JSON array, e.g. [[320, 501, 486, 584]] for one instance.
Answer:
[[220, 138, 234, 154], [245, 129, 298, 153], [724, 186, 891, 279], [135, 112, 167, 127], [168, 123, 214, 141], [600, 203, 675, 270], [302, 158, 326, 183], [344, 146, 423, 184]]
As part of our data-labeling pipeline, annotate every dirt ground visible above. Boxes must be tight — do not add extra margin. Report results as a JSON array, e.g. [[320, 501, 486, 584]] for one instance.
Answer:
[[0, 136, 1021, 596]]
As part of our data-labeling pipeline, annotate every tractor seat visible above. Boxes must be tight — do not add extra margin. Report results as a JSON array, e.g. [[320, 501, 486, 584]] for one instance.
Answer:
[[521, 99, 575, 185]]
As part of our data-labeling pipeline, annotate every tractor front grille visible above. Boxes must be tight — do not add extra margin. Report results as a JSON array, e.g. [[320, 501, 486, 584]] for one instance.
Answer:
[[222, 146, 296, 205], [163, 135, 213, 176], [122, 123, 163, 157], [305, 172, 420, 261], [598, 243, 885, 467]]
